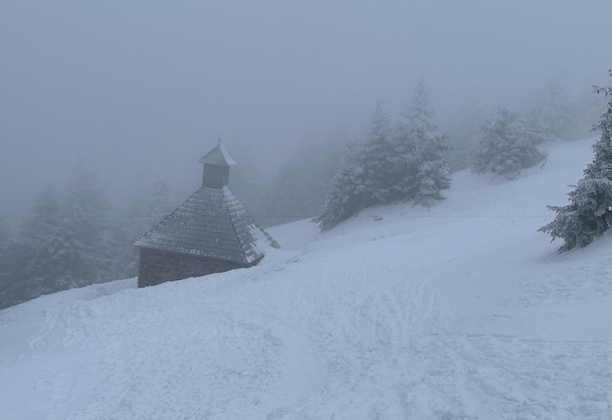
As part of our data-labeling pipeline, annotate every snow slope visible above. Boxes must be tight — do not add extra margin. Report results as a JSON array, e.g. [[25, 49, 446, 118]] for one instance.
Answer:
[[1, 137, 611, 420]]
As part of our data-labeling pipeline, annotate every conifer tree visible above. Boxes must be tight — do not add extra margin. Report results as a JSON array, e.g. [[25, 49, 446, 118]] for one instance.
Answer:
[[360, 101, 396, 203], [473, 106, 546, 179], [317, 102, 395, 230], [539, 71, 612, 252], [395, 78, 451, 205], [317, 140, 367, 231], [55, 163, 112, 288], [19, 186, 63, 297], [0, 218, 17, 308]]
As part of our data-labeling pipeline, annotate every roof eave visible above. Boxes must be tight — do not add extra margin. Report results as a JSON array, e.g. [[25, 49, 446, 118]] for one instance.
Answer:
[[134, 241, 252, 266], [198, 145, 238, 166]]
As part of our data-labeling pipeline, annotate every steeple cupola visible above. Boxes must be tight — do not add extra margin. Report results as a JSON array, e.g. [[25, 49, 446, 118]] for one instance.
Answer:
[[198, 137, 237, 189]]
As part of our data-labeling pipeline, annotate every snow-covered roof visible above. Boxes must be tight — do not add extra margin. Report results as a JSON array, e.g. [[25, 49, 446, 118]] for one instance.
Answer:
[[134, 186, 279, 264], [198, 143, 237, 167]]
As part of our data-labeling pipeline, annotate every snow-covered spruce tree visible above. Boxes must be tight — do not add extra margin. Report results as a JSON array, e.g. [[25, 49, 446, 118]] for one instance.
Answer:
[[316, 140, 368, 231], [0, 218, 20, 309], [55, 163, 113, 289], [539, 72, 612, 252], [395, 78, 451, 206], [360, 101, 397, 203], [472, 106, 547, 180], [0, 217, 44, 310], [317, 102, 396, 230], [18, 186, 64, 298]]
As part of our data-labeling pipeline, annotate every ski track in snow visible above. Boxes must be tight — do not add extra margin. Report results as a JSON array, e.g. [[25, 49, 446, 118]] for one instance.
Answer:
[[1, 138, 611, 419], [27, 308, 57, 354]]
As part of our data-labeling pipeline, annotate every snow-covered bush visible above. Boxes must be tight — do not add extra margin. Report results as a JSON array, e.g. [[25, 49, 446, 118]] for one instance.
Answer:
[[473, 106, 546, 179]]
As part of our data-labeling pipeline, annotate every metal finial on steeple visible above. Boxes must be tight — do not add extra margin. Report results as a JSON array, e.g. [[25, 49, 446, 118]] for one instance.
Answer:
[[199, 130, 236, 167]]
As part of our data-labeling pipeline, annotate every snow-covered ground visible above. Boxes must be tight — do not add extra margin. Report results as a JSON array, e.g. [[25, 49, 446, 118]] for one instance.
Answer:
[[1, 137, 611, 420]]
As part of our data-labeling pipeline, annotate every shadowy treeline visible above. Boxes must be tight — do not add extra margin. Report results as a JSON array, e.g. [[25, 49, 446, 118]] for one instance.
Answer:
[[0, 167, 174, 310]]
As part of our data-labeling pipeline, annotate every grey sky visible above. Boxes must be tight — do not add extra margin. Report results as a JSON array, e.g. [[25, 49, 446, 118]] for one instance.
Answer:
[[1, 0, 610, 223]]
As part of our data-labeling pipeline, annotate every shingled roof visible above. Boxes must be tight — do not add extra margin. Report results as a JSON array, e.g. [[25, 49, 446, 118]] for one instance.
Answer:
[[134, 186, 279, 265]]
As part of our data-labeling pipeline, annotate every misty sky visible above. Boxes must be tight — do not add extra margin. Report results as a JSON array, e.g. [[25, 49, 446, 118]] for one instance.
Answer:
[[1, 0, 611, 224]]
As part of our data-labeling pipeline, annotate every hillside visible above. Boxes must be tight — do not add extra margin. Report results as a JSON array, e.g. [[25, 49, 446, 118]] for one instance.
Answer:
[[1, 137, 611, 420]]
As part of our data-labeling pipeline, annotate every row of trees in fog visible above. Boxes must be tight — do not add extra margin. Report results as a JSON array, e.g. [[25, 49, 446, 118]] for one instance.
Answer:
[[245, 72, 604, 230], [0, 71, 609, 309], [0, 169, 173, 309], [313, 70, 612, 255], [444, 71, 605, 172], [315, 73, 604, 230], [317, 80, 451, 230]]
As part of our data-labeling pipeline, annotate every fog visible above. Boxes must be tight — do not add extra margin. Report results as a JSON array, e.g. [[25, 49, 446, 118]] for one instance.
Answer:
[[1, 0, 611, 223]]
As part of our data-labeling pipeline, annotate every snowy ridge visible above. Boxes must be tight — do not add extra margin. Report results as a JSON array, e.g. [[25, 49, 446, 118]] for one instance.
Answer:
[[1, 137, 611, 419]]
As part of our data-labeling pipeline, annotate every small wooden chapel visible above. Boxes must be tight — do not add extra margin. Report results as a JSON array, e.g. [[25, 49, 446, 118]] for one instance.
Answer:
[[134, 138, 280, 288]]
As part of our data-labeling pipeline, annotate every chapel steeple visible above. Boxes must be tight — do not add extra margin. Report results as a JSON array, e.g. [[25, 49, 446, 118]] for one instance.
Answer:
[[198, 136, 237, 189]]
